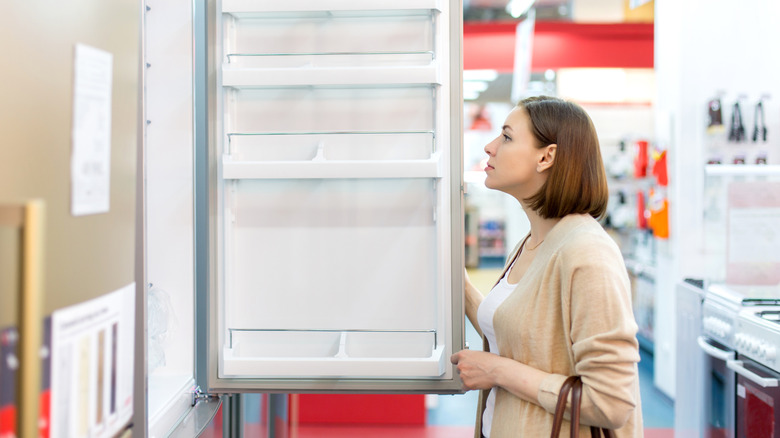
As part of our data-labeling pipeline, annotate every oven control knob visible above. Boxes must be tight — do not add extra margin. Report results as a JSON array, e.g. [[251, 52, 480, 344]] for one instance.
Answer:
[[766, 346, 777, 361]]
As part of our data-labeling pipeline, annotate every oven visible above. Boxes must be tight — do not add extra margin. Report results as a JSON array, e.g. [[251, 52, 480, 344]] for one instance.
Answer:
[[698, 335, 736, 438], [731, 307, 780, 438], [696, 285, 742, 438]]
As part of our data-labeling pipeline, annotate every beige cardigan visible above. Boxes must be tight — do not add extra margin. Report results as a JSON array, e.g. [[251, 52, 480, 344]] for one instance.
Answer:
[[474, 214, 643, 437]]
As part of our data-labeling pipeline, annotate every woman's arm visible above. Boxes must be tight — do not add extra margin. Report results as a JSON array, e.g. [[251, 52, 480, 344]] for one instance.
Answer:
[[450, 349, 547, 404], [464, 269, 484, 336]]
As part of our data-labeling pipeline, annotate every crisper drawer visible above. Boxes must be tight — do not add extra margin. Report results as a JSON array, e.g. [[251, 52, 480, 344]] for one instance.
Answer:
[[226, 86, 435, 134]]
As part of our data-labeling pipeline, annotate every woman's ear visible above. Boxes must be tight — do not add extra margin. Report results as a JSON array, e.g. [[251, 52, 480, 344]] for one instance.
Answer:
[[537, 144, 557, 172]]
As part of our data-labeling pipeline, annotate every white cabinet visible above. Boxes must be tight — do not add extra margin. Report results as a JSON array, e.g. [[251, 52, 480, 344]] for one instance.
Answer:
[[206, 0, 464, 393]]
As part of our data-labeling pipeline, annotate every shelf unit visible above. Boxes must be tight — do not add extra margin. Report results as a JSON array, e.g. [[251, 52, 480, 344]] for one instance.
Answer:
[[209, 0, 462, 391]]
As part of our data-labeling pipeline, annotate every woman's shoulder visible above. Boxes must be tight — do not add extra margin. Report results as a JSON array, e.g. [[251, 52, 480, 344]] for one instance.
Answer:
[[548, 215, 623, 262]]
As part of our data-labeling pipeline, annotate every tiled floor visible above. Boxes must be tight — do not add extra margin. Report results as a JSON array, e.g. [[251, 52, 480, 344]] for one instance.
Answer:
[[205, 268, 675, 436]]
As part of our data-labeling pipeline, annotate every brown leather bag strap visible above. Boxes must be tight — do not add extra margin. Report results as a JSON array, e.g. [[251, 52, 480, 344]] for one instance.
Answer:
[[551, 376, 616, 438], [591, 426, 617, 438], [570, 378, 583, 438], [550, 376, 577, 438]]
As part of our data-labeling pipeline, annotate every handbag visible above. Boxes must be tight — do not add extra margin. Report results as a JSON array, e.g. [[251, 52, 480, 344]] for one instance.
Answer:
[[550, 376, 616, 438]]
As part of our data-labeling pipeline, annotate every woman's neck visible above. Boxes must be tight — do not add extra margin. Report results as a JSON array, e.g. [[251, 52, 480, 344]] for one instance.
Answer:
[[522, 206, 561, 247]]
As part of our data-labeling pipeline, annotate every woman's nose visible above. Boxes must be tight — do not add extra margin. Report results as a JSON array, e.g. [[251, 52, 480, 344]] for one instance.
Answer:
[[484, 137, 497, 155]]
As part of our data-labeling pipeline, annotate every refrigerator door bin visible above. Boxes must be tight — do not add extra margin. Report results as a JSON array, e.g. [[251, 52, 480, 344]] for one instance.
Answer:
[[224, 52, 434, 69], [221, 154, 442, 179], [222, 63, 438, 87], [223, 9, 433, 58], [221, 329, 445, 377], [225, 86, 436, 134], [221, 0, 440, 14], [228, 132, 435, 162]]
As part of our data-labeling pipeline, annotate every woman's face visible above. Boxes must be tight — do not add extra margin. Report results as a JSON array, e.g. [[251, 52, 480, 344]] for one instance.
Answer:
[[483, 106, 550, 200]]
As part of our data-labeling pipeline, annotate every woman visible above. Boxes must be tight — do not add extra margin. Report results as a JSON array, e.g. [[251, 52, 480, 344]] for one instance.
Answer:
[[450, 96, 643, 437]]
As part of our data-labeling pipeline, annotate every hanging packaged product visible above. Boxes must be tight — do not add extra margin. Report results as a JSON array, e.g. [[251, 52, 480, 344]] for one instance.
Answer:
[[706, 97, 725, 134], [752, 99, 767, 142], [633, 140, 649, 178], [728, 101, 746, 142], [651, 147, 668, 186], [636, 190, 648, 230], [606, 140, 633, 179], [609, 191, 633, 229], [647, 188, 669, 239]]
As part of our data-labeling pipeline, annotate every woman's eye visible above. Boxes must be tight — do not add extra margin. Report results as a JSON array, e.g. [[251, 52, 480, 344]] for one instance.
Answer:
[[502, 134, 511, 142]]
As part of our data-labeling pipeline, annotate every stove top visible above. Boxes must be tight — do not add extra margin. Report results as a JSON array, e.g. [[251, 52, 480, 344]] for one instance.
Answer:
[[735, 307, 780, 373], [703, 284, 780, 351], [756, 310, 780, 325], [707, 283, 780, 308]]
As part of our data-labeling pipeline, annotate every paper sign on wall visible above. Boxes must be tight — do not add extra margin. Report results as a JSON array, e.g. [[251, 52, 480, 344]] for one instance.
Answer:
[[50, 283, 135, 438], [70, 44, 113, 216], [727, 182, 780, 285]]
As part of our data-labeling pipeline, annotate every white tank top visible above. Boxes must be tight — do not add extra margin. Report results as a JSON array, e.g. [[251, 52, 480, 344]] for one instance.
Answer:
[[476, 262, 518, 438]]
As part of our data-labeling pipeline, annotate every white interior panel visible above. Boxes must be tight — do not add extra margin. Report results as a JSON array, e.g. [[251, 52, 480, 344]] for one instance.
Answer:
[[227, 179, 437, 331]]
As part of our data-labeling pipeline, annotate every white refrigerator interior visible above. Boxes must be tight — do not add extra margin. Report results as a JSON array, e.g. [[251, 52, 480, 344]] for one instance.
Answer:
[[144, 0, 198, 435], [212, 0, 463, 389]]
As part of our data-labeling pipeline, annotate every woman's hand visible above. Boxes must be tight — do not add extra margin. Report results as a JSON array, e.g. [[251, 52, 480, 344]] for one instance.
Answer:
[[451, 349, 547, 405], [450, 349, 503, 391]]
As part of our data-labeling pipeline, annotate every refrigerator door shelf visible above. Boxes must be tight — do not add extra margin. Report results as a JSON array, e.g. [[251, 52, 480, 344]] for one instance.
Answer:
[[222, 0, 440, 13], [222, 152, 443, 179], [222, 64, 439, 87], [224, 12, 433, 56], [225, 52, 434, 69], [227, 86, 436, 134], [226, 131, 435, 162], [221, 329, 445, 377]]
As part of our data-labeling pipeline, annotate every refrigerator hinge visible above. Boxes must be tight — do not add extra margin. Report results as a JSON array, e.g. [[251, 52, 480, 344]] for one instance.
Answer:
[[191, 385, 219, 406]]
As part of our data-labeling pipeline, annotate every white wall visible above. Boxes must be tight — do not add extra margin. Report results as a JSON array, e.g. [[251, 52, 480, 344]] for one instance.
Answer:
[[653, 0, 780, 398]]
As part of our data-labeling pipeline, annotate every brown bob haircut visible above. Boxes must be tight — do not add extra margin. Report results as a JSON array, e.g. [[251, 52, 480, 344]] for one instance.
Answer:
[[520, 96, 608, 219]]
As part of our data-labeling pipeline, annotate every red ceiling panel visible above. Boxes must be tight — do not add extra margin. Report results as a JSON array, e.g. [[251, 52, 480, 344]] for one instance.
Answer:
[[463, 21, 654, 72]]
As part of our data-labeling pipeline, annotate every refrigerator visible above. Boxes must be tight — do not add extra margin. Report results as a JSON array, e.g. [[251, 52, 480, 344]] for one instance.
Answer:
[[1, 1, 142, 437], [2, 0, 464, 435], [145, 0, 465, 436]]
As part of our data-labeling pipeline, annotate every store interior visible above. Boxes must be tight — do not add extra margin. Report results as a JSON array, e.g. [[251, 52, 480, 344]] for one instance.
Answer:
[[158, 0, 777, 435], [204, 0, 777, 436], [3, 0, 780, 437]]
